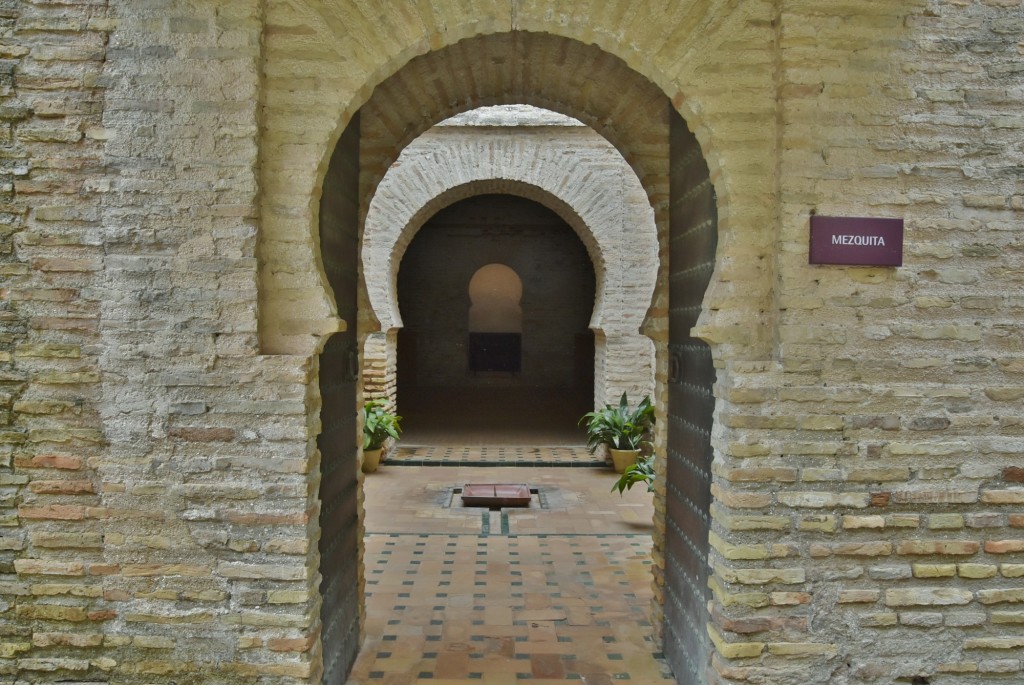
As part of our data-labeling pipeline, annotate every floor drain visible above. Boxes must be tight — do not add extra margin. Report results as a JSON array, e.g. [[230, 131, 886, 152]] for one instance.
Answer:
[[462, 483, 531, 507], [448, 485, 545, 510]]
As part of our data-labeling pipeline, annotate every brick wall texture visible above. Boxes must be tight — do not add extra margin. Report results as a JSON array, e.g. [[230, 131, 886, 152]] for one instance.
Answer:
[[0, 1, 1021, 684]]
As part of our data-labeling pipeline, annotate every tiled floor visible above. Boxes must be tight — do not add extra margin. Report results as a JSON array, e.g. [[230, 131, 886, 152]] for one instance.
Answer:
[[350, 465, 673, 684]]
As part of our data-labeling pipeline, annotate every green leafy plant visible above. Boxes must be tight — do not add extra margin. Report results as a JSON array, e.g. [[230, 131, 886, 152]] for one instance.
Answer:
[[612, 455, 656, 494], [363, 399, 402, 450], [578, 392, 655, 452]]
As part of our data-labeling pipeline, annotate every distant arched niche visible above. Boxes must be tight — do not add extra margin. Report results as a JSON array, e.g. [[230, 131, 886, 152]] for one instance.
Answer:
[[468, 264, 523, 333]]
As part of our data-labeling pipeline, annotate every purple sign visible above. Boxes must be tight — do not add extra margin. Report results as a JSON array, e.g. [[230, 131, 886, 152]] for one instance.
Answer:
[[809, 215, 904, 266]]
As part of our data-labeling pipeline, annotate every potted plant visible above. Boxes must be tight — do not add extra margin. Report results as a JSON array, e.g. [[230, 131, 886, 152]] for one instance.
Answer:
[[362, 399, 401, 473], [612, 454, 656, 495], [578, 392, 655, 473]]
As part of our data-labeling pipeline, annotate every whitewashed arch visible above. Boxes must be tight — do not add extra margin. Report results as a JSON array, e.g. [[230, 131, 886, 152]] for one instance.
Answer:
[[361, 121, 659, 405], [363, 125, 658, 336]]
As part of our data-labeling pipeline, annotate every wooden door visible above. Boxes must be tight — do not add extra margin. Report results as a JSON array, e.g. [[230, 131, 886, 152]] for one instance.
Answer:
[[664, 108, 718, 685]]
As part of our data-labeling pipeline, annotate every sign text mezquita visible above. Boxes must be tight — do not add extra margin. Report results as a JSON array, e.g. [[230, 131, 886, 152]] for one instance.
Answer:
[[831, 233, 887, 246], [809, 215, 903, 266]]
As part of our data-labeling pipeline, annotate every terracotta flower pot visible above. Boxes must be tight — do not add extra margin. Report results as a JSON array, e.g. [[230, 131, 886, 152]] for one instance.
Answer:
[[609, 448, 639, 473], [362, 447, 383, 473]]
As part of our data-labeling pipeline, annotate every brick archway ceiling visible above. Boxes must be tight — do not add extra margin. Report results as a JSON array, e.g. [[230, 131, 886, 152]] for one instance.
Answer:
[[362, 131, 659, 335], [368, 179, 613, 331], [359, 31, 671, 210]]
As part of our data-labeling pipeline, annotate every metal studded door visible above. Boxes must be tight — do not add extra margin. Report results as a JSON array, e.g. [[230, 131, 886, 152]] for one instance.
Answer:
[[664, 108, 717, 685], [317, 113, 361, 684]]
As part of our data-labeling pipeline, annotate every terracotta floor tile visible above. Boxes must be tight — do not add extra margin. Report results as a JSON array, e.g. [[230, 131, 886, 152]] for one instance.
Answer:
[[530, 653, 566, 679], [348, 458, 674, 684]]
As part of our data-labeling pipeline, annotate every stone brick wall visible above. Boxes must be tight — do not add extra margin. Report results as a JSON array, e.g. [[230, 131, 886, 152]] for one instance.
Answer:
[[712, 2, 1024, 681], [3, 1, 326, 682], [0, 1, 1021, 684], [1, 1, 111, 680]]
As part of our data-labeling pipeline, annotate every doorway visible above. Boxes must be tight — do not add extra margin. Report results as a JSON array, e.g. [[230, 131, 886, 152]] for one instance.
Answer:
[[298, 32, 720, 685], [396, 193, 595, 445]]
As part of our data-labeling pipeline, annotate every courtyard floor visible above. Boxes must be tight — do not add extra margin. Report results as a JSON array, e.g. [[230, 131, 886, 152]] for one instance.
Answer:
[[347, 451, 674, 684]]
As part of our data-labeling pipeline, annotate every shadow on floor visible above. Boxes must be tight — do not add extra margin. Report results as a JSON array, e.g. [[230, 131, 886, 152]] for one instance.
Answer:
[[398, 386, 592, 446]]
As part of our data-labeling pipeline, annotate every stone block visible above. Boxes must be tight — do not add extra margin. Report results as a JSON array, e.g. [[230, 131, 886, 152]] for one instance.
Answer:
[[959, 563, 998, 579], [928, 514, 964, 529], [15, 605, 88, 622], [899, 612, 943, 627], [843, 515, 884, 529], [896, 540, 980, 556], [977, 588, 1024, 605], [912, 564, 957, 578], [964, 637, 1024, 650], [992, 611, 1024, 624], [708, 626, 764, 659], [884, 588, 973, 606], [986, 539, 1024, 554], [779, 492, 871, 509], [13, 560, 85, 576], [977, 660, 1022, 673], [838, 589, 880, 604], [767, 642, 837, 657]]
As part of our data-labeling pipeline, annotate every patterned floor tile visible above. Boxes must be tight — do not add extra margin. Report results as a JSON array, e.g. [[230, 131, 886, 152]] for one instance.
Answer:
[[389, 445, 604, 467], [349, 465, 673, 684]]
